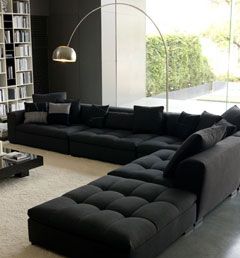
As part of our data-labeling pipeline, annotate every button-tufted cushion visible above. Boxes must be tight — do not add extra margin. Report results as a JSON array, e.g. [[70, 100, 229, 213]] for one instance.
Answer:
[[109, 149, 175, 185], [137, 135, 182, 156], [70, 128, 156, 151], [28, 175, 196, 253]]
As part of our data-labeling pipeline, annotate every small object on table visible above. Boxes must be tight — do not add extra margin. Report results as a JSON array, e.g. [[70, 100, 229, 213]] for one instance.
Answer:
[[0, 148, 43, 180], [0, 140, 5, 156], [0, 123, 8, 141], [3, 151, 31, 163]]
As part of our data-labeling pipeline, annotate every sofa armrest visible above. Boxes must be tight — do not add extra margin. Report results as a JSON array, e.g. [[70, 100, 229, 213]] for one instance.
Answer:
[[174, 136, 240, 219], [7, 110, 25, 143]]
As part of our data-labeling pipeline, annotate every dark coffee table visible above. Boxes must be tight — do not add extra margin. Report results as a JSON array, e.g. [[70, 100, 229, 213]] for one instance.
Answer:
[[0, 148, 43, 180]]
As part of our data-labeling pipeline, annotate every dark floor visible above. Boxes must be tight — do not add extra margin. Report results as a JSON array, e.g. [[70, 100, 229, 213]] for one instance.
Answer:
[[158, 192, 240, 258]]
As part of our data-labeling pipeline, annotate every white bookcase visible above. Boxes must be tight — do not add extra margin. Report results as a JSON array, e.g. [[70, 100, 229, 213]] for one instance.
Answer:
[[0, 0, 33, 119]]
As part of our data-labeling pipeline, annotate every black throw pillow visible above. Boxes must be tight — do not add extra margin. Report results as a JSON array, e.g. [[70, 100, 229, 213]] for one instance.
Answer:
[[164, 125, 226, 178], [85, 105, 109, 128], [25, 102, 48, 112], [58, 99, 81, 124], [133, 105, 164, 134], [48, 102, 71, 125], [222, 105, 240, 130], [196, 111, 222, 130], [214, 119, 237, 138], [33, 92, 67, 103], [174, 112, 200, 139], [24, 102, 48, 124]]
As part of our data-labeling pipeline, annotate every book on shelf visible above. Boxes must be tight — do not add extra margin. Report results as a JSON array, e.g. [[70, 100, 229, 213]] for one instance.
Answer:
[[0, 61, 4, 73], [0, 48, 4, 58], [16, 71, 32, 85], [17, 101, 24, 110], [4, 31, 12, 44], [0, 89, 7, 102], [6, 53, 14, 58], [7, 66, 14, 79], [16, 58, 29, 71], [13, 1, 30, 14], [9, 102, 18, 112], [8, 88, 18, 100], [15, 45, 31, 57], [0, 104, 7, 117], [14, 30, 30, 42], [18, 86, 27, 98], [3, 151, 31, 163], [13, 16, 30, 29]]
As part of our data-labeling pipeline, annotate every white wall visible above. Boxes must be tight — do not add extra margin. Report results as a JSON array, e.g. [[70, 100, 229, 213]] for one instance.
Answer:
[[101, 0, 146, 106]]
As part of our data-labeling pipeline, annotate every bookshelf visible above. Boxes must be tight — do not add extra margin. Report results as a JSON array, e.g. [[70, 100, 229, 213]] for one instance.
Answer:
[[0, 0, 33, 119]]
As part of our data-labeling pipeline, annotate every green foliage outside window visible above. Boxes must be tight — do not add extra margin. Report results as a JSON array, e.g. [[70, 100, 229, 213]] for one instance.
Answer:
[[146, 35, 215, 97]]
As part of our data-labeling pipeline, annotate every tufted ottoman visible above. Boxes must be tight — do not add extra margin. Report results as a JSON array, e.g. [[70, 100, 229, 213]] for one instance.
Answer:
[[28, 175, 197, 258]]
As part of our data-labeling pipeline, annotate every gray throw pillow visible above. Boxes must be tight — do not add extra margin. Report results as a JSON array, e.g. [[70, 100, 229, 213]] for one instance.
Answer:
[[24, 102, 48, 124], [24, 112, 48, 124], [48, 102, 71, 125]]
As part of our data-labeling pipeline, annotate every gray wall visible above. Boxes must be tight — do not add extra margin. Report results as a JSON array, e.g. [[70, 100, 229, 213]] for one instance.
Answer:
[[30, 0, 50, 93], [48, 0, 102, 104], [30, 0, 49, 16]]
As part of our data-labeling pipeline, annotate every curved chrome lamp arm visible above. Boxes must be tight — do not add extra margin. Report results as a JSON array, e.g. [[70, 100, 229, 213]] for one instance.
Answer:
[[52, 2, 169, 111]]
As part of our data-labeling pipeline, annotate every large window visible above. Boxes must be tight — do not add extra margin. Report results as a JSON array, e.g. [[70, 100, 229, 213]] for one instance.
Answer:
[[102, 0, 240, 114]]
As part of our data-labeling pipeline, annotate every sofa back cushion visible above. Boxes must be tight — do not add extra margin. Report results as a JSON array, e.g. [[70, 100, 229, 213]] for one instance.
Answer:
[[171, 112, 200, 139], [196, 111, 222, 130], [222, 105, 240, 130], [164, 125, 226, 178], [133, 105, 164, 134], [109, 106, 133, 114], [105, 112, 134, 130], [33, 92, 67, 103], [165, 112, 180, 135], [81, 104, 109, 128]]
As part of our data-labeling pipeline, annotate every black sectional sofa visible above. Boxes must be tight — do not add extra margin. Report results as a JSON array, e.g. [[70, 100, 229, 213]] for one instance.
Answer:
[[7, 100, 240, 258]]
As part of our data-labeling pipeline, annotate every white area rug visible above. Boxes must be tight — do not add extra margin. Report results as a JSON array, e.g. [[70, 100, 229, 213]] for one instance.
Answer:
[[0, 143, 119, 258]]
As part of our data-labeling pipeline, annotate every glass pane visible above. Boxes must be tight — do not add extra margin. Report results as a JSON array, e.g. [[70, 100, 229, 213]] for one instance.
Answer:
[[102, 0, 235, 113], [146, 0, 232, 114], [226, 0, 240, 110]]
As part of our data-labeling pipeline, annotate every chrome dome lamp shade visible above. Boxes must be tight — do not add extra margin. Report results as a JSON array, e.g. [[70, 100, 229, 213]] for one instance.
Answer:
[[52, 2, 169, 110], [52, 46, 77, 63]]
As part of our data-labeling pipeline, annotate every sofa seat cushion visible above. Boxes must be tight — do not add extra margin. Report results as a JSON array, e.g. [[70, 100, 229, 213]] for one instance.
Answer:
[[109, 149, 175, 185], [70, 128, 156, 150], [137, 135, 182, 155], [28, 175, 196, 252], [17, 123, 88, 139]]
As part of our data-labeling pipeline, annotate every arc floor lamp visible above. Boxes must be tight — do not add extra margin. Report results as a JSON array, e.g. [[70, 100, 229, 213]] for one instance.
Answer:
[[52, 2, 169, 111]]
